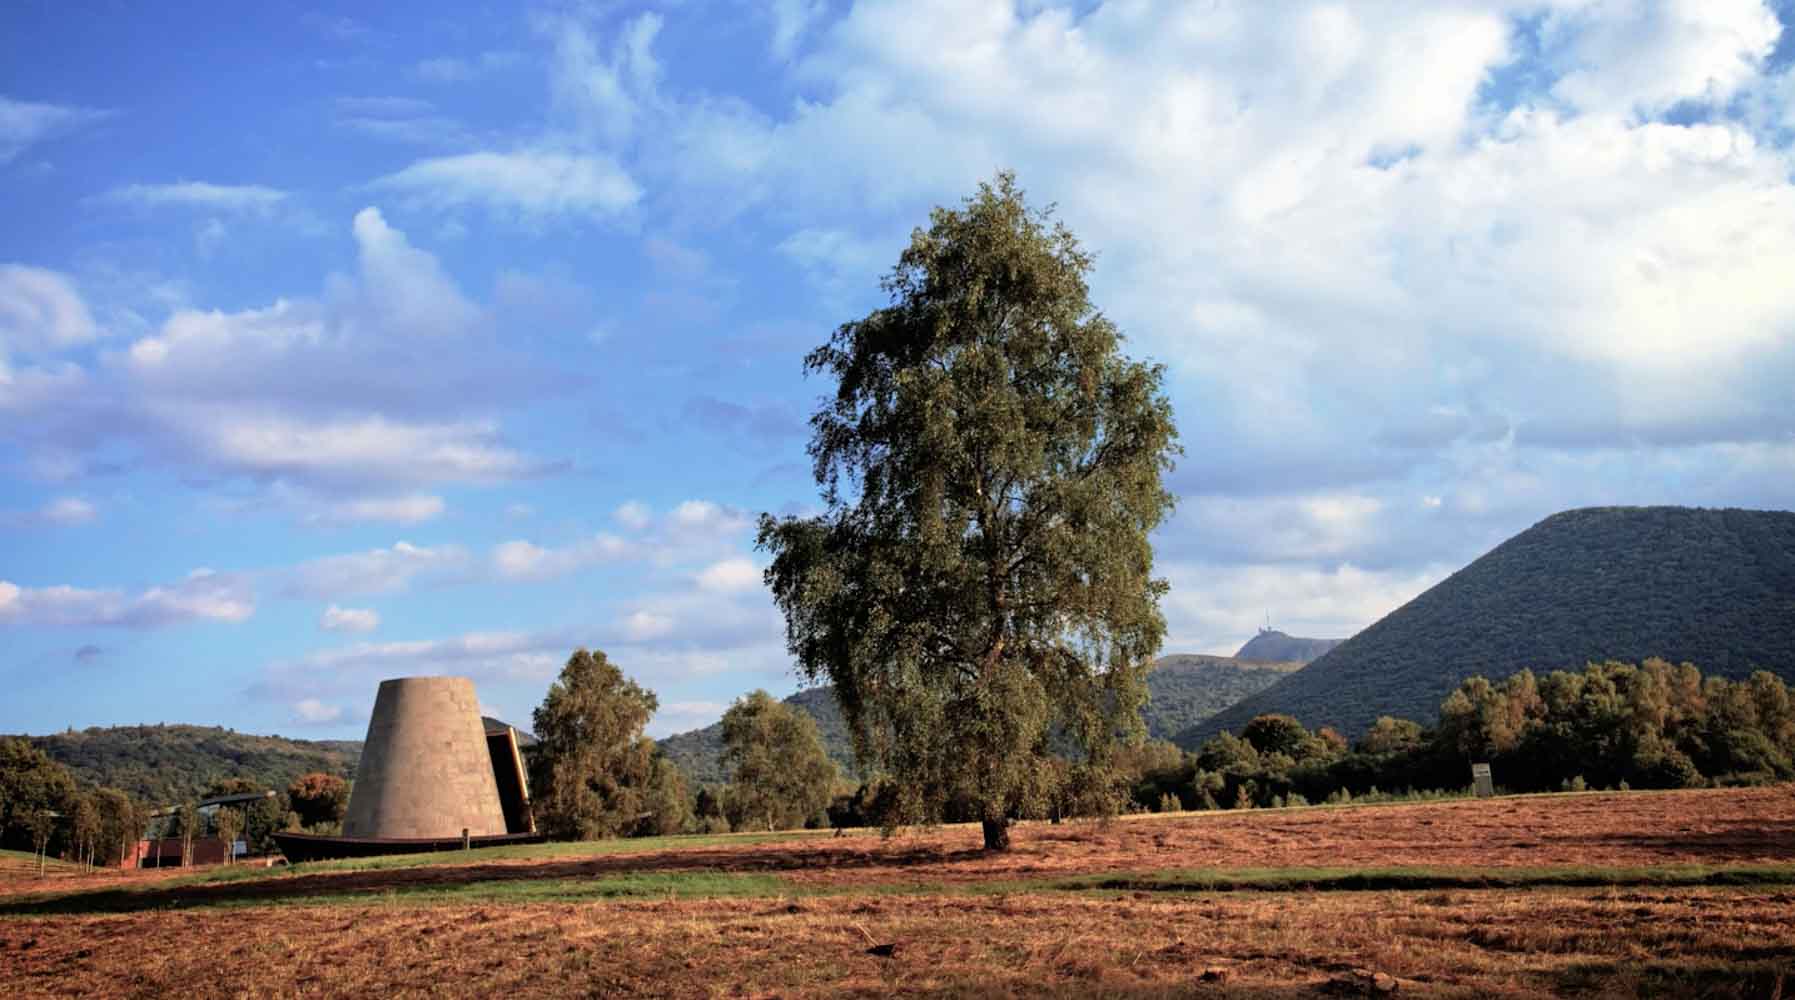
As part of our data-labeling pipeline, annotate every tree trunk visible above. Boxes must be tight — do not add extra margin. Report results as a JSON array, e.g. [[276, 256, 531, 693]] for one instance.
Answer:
[[981, 818, 1011, 852]]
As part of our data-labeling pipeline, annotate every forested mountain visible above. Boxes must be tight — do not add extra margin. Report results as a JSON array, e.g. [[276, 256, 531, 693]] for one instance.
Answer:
[[21, 716, 534, 806], [1235, 629, 1342, 663], [657, 653, 1309, 784], [25, 725, 359, 806], [1185, 506, 1795, 746]]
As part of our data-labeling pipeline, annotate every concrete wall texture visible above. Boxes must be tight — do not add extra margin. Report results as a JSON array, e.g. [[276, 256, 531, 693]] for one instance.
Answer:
[[343, 676, 510, 839]]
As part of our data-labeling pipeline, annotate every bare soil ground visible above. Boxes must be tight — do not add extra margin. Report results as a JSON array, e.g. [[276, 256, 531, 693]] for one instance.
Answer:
[[4, 787, 1794, 997]]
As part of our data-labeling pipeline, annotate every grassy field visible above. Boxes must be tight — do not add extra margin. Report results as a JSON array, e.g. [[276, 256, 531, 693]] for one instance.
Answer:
[[3, 786, 1794, 996]]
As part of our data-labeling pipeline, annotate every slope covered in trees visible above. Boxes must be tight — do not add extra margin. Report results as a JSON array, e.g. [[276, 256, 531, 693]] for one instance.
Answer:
[[24, 725, 359, 806], [1186, 506, 1795, 746], [658, 654, 1306, 784]]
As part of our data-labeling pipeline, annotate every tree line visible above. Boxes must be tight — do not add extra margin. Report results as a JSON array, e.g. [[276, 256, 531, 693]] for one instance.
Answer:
[[0, 734, 359, 874], [1127, 658, 1795, 813]]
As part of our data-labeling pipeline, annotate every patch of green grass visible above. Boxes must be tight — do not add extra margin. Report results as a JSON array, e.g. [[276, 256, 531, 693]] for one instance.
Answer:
[[279, 828, 832, 872], [0, 871, 790, 915]]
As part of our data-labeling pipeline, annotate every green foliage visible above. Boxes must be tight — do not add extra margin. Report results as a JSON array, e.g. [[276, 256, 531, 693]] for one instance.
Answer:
[[1145, 659, 1795, 812], [286, 772, 349, 830], [636, 756, 693, 837], [528, 649, 664, 840], [1240, 715, 1312, 758], [720, 690, 837, 832], [1192, 506, 1795, 743], [24, 724, 356, 806], [758, 173, 1180, 850], [0, 737, 79, 853]]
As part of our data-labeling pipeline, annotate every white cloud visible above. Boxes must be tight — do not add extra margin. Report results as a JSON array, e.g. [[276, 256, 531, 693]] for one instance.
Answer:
[[768, 0, 827, 60], [0, 569, 254, 628], [622, 609, 675, 641], [309, 494, 445, 525], [491, 533, 634, 582], [184, 413, 536, 488], [696, 557, 760, 593], [39, 496, 96, 525], [319, 604, 380, 633], [613, 500, 652, 531], [94, 181, 289, 213], [370, 151, 640, 222], [1161, 561, 1454, 656], [291, 698, 345, 724], [413, 51, 523, 84], [0, 95, 110, 164], [256, 629, 573, 702], [540, 10, 663, 146], [287, 540, 470, 598], [1543, 0, 1782, 117], [669, 499, 750, 534], [0, 265, 99, 355], [69, 208, 555, 492]]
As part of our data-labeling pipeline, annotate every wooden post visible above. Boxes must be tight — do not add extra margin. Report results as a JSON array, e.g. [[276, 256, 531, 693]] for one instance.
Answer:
[[462, 828, 471, 851]]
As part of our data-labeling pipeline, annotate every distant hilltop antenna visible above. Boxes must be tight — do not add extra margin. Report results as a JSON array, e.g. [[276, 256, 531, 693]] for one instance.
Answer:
[[1260, 612, 1272, 635]]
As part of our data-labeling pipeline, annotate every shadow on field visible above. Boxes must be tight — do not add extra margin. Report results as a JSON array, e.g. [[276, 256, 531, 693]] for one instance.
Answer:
[[1547, 818, 1795, 862], [0, 841, 989, 916]]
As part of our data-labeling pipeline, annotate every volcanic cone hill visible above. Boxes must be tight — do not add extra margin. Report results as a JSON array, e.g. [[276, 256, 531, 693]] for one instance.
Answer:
[[657, 651, 1319, 785], [1182, 506, 1795, 747], [1234, 629, 1342, 663]]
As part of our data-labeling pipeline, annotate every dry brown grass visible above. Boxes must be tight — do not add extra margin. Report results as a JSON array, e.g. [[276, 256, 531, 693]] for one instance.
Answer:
[[4, 786, 1795, 997], [4, 888, 1792, 997]]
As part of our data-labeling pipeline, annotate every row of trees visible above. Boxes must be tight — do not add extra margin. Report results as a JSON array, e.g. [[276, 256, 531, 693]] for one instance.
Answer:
[[1126, 659, 1795, 812], [2, 738, 149, 873], [527, 650, 844, 840], [2, 734, 358, 874]]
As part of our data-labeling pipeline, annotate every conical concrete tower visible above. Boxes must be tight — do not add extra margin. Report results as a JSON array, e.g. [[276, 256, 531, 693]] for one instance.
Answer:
[[343, 676, 509, 839]]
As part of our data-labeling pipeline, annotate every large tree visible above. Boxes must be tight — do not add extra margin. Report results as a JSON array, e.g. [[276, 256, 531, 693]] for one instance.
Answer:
[[720, 690, 837, 831], [759, 172, 1179, 850], [529, 648, 661, 840], [287, 772, 350, 831]]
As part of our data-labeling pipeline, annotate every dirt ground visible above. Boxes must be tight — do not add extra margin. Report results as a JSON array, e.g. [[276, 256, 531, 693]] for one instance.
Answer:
[[4, 787, 1795, 997]]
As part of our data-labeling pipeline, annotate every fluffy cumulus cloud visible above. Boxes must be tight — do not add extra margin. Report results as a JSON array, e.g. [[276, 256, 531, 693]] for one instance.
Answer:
[[520, 0, 1794, 647], [0, 569, 254, 628], [1, 207, 561, 502]]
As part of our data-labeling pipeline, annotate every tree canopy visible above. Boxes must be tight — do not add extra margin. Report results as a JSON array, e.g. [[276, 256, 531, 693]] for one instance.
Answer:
[[720, 690, 838, 831], [529, 648, 665, 840], [759, 171, 1180, 850]]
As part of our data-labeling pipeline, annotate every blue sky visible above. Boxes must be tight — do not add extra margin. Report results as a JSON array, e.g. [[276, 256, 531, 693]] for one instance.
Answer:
[[4, 1, 1794, 740]]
